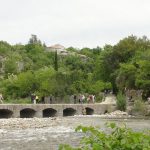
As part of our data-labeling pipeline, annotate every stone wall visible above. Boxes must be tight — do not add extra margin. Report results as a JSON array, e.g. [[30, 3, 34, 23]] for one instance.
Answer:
[[0, 104, 116, 118]]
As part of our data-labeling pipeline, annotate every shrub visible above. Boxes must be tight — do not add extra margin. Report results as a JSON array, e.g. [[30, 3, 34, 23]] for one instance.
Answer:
[[132, 99, 148, 116], [116, 91, 126, 111], [59, 123, 150, 150], [5, 98, 31, 104]]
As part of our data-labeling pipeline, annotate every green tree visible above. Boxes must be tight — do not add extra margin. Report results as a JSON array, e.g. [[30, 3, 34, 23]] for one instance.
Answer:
[[0, 71, 35, 98], [135, 60, 150, 98], [116, 63, 137, 91], [35, 67, 56, 96], [54, 50, 58, 71], [89, 80, 112, 95], [4, 58, 18, 75], [28, 34, 41, 45], [0, 41, 11, 55]]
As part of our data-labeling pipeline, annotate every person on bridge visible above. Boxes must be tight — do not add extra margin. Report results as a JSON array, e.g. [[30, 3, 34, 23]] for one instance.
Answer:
[[87, 95, 95, 103], [73, 95, 77, 104], [79, 94, 85, 104], [35, 95, 39, 104], [49, 96, 52, 104], [0, 93, 4, 104], [31, 93, 36, 104]]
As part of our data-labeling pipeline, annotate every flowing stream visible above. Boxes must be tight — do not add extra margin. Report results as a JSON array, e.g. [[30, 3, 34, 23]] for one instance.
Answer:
[[0, 116, 150, 150]]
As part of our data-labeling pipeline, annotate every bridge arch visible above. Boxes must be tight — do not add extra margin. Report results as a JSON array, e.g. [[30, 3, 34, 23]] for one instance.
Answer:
[[0, 109, 13, 118], [20, 108, 36, 118], [63, 108, 76, 116], [43, 108, 57, 117], [85, 107, 94, 115]]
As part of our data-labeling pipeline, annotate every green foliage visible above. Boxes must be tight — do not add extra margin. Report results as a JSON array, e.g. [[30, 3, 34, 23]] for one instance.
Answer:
[[28, 34, 42, 45], [0, 35, 150, 102], [80, 47, 93, 57], [5, 98, 31, 104], [4, 58, 18, 75], [34, 67, 56, 96], [0, 41, 11, 55], [132, 99, 148, 116], [54, 50, 58, 71], [59, 144, 80, 150], [89, 81, 112, 95], [64, 55, 91, 72], [2, 71, 35, 98], [116, 63, 137, 90], [66, 47, 79, 53], [116, 92, 126, 111], [93, 45, 114, 82], [69, 81, 87, 94], [136, 60, 150, 90], [59, 123, 150, 150]]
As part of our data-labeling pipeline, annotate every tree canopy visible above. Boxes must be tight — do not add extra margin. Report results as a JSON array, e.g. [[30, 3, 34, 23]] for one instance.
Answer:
[[0, 35, 149, 102]]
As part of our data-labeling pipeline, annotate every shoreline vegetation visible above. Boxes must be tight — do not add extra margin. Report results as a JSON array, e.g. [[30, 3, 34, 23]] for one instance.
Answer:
[[0, 34, 150, 132], [59, 122, 150, 150], [0, 35, 149, 106], [0, 113, 149, 149], [0, 116, 149, 149]]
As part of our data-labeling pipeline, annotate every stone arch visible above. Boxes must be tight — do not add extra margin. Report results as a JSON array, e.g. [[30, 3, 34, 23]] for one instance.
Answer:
[[43, 108, 57, 117], [104, 110, 108, 114], [20, 108, 36, 118], [0, 109, 13, 118], [85, 107, 94, 115], [63, 108, 76, 116]]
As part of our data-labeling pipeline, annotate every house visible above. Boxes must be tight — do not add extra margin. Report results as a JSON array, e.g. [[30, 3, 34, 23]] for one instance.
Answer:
[[46, 44, 68, 55], [46, 44, 88, 60]]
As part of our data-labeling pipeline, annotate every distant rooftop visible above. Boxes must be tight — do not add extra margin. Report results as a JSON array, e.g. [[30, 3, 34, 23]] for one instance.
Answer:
[[47, 44, 65, 49]]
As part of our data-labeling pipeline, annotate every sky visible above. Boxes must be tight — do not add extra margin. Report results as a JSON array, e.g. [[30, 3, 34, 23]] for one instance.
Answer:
[[0, 0, 150, 48]]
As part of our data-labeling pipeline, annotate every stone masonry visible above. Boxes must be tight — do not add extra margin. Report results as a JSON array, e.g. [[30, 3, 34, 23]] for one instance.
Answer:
[[0, 104, 116, 118]]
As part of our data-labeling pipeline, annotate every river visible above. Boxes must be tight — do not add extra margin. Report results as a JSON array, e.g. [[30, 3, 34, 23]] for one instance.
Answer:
[[0, 116, 150, 150]]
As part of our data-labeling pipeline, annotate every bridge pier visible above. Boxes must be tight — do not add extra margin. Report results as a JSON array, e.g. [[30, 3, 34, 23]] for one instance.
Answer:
[[35, 110, 43, 118], [57, 109, 63, 117], [12, 110, 20, 118]]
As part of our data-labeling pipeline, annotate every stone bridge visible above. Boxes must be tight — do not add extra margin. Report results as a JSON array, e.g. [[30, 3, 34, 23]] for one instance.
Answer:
[[0, 103, 116, 118]]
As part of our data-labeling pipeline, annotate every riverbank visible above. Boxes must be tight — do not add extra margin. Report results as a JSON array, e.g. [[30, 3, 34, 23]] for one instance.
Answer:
[[0, 116, 150, 150], [0, 113, 149, 130]]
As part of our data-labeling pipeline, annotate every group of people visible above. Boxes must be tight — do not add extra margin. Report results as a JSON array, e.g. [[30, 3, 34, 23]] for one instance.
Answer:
[[73, 94, 95, 104], [31, 93, 39, 104], [31, 95, 53, 104]]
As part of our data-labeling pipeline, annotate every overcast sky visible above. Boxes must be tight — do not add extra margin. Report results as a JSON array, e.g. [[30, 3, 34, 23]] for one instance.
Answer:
[[0, 0, 150, 48]]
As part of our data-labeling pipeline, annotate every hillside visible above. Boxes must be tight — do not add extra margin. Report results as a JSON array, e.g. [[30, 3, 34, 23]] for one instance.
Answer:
[[0, 35, 149, 103]]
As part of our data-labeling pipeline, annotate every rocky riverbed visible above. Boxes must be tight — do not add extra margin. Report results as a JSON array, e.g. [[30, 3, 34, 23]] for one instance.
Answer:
[[0, 110, 133, 130], [0, 113, 150, 150]]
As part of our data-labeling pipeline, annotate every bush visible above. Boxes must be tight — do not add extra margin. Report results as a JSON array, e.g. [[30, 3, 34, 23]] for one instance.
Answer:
[[132, 99, 148, 116], [89, 81, 112, 95], [116, 92, 126, 111], [59, 123, 150, 150], [95, 92, 104, 102], [4, 98, 31, 104]]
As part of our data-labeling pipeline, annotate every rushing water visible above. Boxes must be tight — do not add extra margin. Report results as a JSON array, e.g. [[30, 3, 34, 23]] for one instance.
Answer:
[[0, 116, 150, 150]]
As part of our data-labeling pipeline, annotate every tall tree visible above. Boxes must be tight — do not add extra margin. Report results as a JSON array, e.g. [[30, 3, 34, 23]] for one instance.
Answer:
[[54, 50, 58, 71], [28, 34, 41, 45]]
